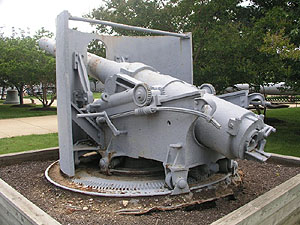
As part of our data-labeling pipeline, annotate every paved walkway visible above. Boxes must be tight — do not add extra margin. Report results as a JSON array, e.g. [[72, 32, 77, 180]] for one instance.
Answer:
[[0, 115, 58, 138], [23, 98, 57, 106]]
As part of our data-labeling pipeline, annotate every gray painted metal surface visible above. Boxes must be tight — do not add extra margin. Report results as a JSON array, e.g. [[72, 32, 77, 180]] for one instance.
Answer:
[[226, 82, 296, 95], [101, 34, 193, 83], [39, 11, 275, 195], [70, 16, 190, 39], [45, 161, 231, 197], [219, 90, 269, 108]]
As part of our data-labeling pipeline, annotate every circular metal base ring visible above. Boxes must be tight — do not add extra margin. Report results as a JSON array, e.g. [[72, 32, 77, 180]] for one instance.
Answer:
[[45, 161, 231, 197]]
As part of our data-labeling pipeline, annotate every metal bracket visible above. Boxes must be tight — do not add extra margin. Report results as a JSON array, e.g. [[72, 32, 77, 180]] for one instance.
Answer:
[[95, 111, 127, 136], [227, 118, 241, 136], [73, 52, 93, 104], [77, 111, 127, 136], [120, 65, 156, 77], [71, 103, 104, 146], [164, 143, 190, 195], [104, 73, 142, 95], [115, 74, 141, 89], [244, 124, 275, 161], [248, 93, 270, 107], [194, 97, 217, 117]]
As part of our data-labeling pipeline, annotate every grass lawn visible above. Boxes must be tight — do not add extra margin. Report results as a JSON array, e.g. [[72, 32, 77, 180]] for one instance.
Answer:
[[0, 92, 101, 120], [0, 133, 58, 155], [0, 103, 56, 119], [93, 92, 101, 99], [264, 107, 300, 157]]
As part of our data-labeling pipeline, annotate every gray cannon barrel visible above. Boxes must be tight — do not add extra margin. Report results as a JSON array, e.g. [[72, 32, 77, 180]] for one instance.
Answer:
[[39, 37, 56, 56], [39, 37, 274, 162], [39, 37, 126, 84], [195, 93, 275, 161], [87, 53, 127, 83], [39, 37, 199, 96], [225, 82, 295, 95]]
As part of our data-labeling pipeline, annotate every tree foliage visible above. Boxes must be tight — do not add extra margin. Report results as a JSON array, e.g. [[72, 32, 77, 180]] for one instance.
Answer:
[[0, 28, 56, 106], [0, 29, 37, 104], [87, 0, 300, 93], [32, 28, 56, 108]]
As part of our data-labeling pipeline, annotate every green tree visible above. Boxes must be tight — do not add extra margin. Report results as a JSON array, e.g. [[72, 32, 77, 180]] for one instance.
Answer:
[[0, 33, 9, 99], [88, 0, 177, 36], [87, 0, 253, 91], [179, 0, 253, 90], [0, 28, 56, 107], [249, 1, 300, 92], [0, 28, 37, 104], [87, 0, 300, 92], [32, 28, 56, 108]]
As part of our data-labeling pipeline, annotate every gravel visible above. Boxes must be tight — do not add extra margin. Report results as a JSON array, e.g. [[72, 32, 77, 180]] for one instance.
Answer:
[[0, 159, 299, 225]]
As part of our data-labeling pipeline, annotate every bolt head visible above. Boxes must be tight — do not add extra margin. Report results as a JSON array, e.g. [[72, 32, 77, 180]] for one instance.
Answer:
[[177, 178, 187, 189]]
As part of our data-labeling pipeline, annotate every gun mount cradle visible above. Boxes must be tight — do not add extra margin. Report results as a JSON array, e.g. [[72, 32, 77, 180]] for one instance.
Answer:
[[42, 11, 275, 197]]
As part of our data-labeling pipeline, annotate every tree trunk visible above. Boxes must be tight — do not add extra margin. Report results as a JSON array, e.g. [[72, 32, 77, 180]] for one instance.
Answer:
[[0, 86, 5, 100], [42, 84, 48, 108], [19, 85, 24, 105], [16, 85, 24, 105]]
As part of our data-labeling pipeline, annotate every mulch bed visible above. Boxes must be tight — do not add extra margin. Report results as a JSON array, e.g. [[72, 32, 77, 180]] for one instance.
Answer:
[[0, 159, 299, 225]]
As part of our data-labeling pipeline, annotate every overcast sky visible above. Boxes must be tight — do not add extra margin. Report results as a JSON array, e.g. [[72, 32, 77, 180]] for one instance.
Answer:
[[0, 0, 104, 36]]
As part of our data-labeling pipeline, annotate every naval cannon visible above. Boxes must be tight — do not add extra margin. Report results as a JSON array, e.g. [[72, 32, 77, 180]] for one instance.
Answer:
[[42, 11, 275, 196]]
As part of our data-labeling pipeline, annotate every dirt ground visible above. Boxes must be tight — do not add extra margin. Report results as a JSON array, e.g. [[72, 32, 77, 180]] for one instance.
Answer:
[[0, 159, 299, 225]]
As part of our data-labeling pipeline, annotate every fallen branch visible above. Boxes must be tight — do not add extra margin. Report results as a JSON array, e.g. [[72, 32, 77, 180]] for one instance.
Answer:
[[115, 191, 233, 215]]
